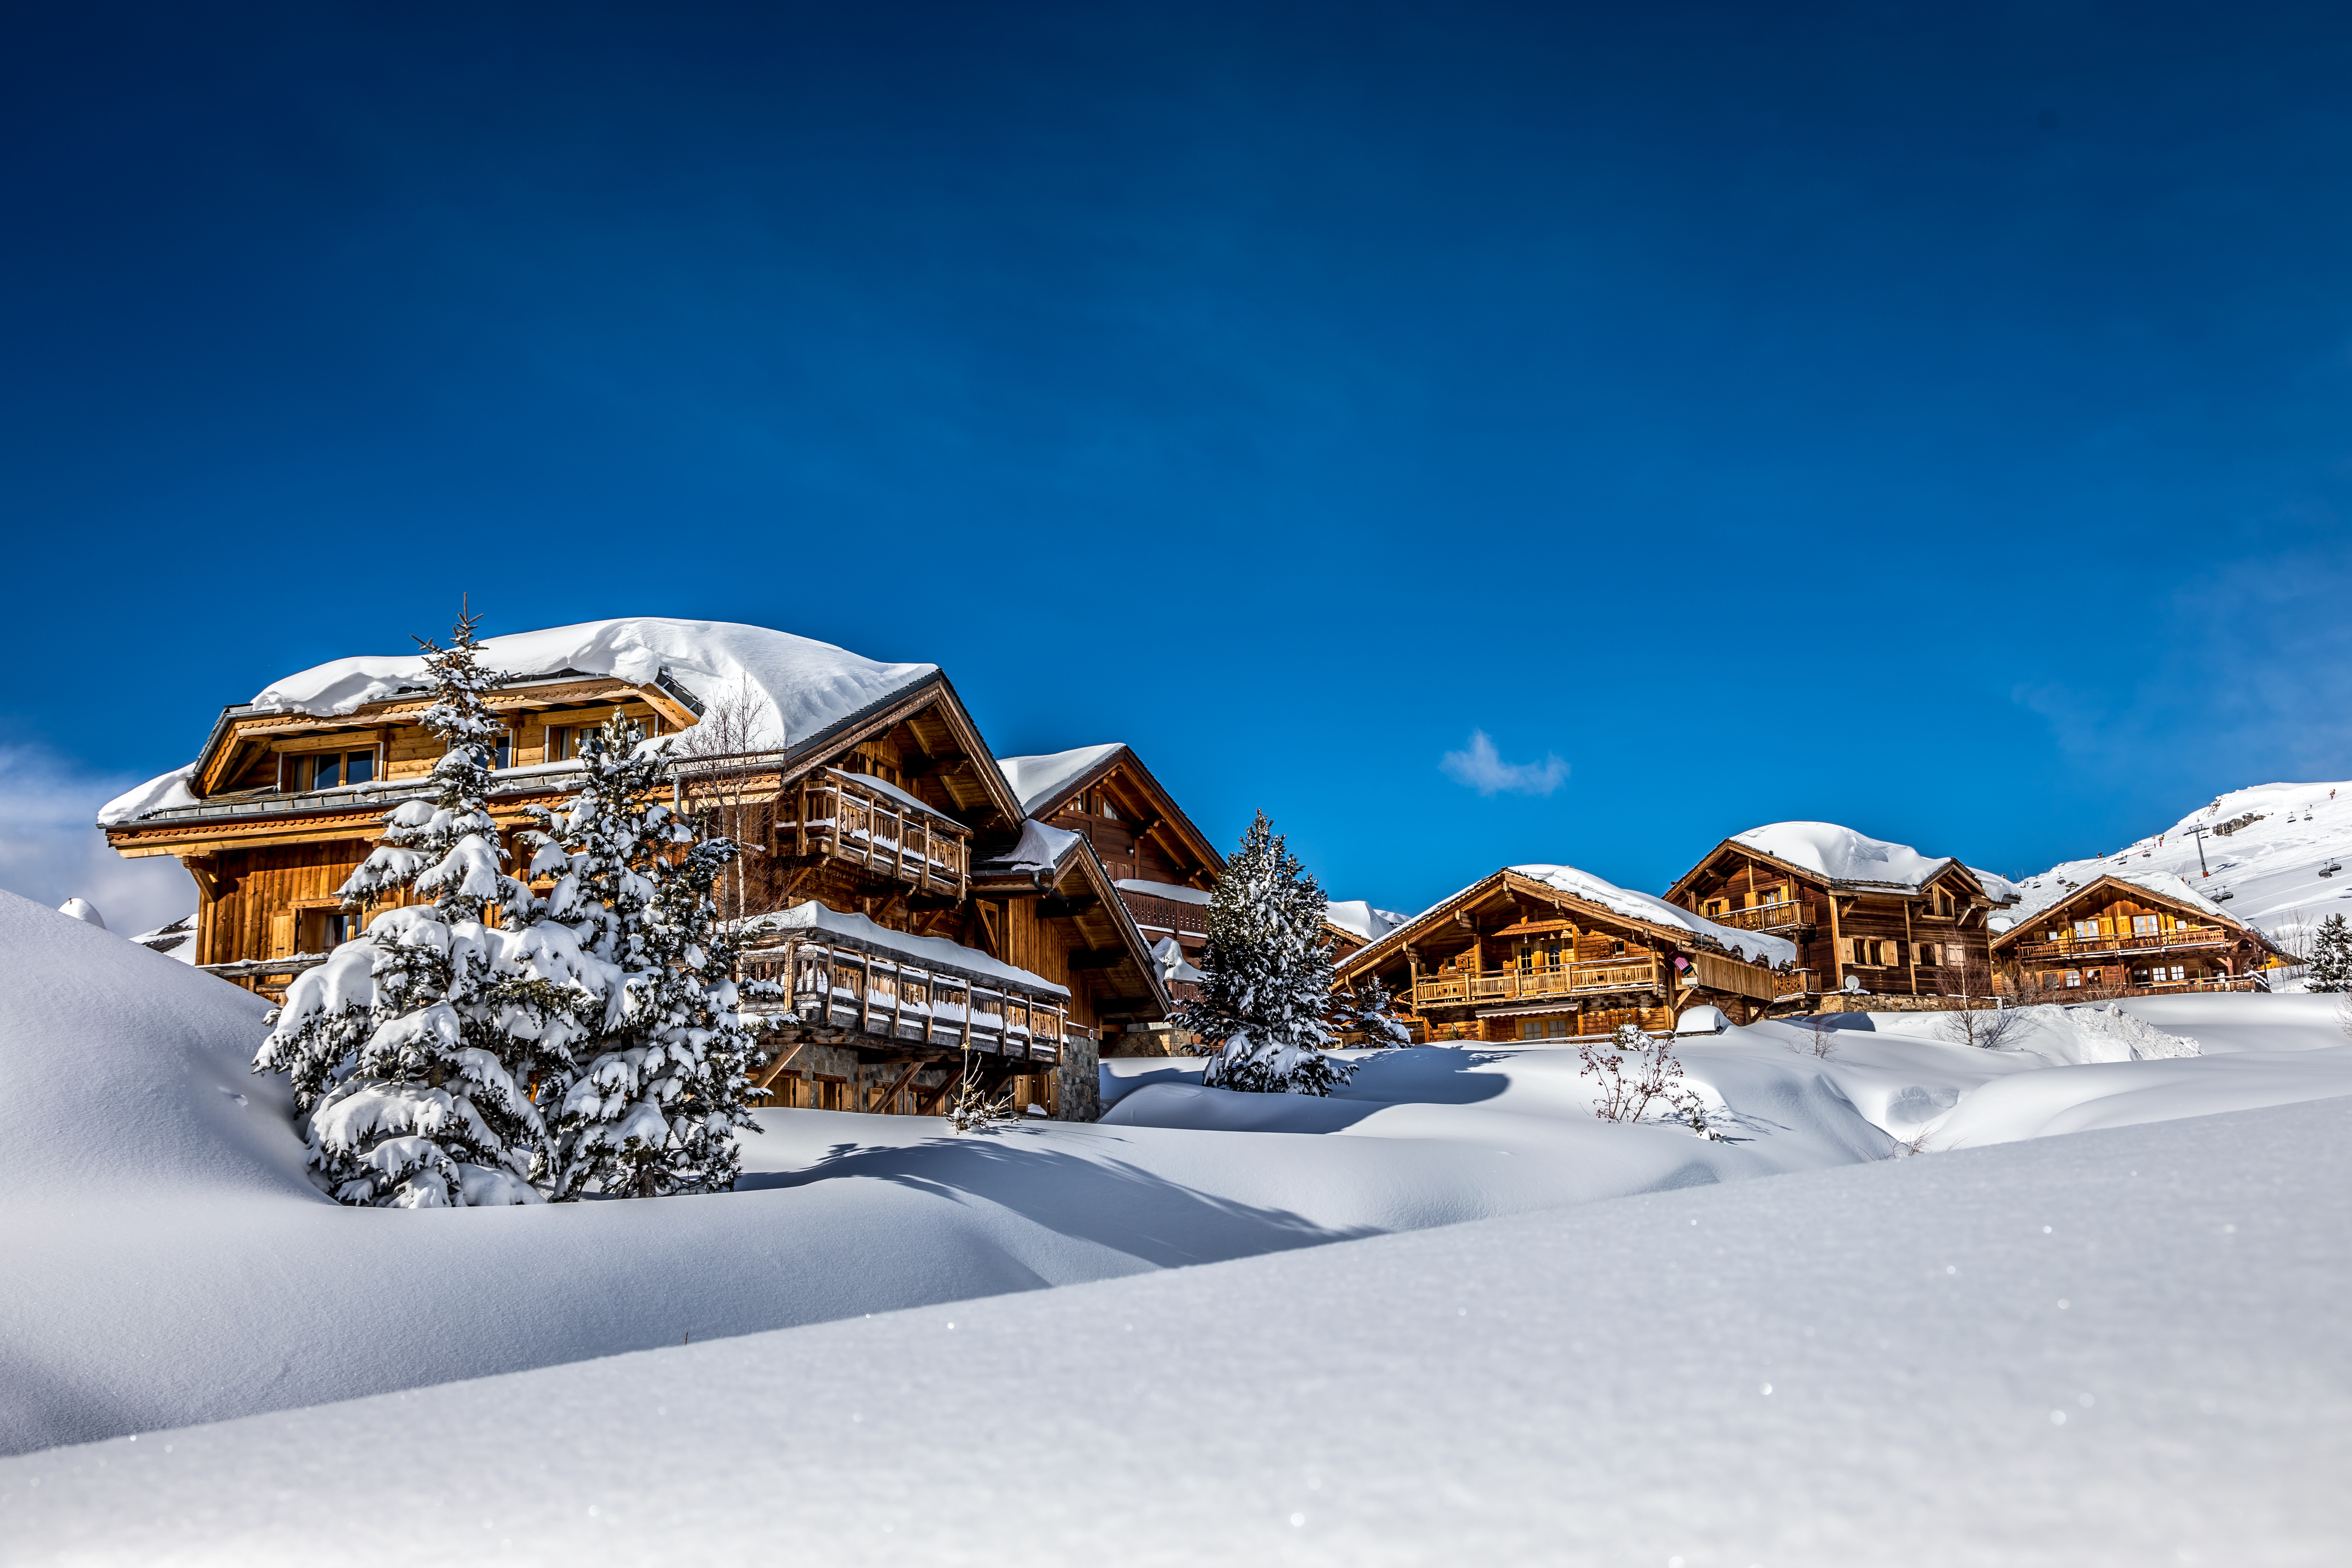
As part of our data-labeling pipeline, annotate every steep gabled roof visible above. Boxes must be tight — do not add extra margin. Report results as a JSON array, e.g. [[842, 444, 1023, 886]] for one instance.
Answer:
[[994, 742, 1224, 877], [971, 820, 1173, 1022], [1665, 822, 2007, 904]]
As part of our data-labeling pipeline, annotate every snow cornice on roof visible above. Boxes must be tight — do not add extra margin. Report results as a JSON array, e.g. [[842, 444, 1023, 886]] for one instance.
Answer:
[[994, 743, 1225, 875], [1667, 823, 2012, 905]]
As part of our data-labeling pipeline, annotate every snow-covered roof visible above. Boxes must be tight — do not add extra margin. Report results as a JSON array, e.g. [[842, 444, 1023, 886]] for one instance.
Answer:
[[997, 743, 1124, 817], [1325, 900, 1407, 943], [975, 820, 1087, 878], [1118, 877, 1212, 906], [1509, 864, 1799, 966], [1993, 869, 2241, 935], [743, 901, 1066, 998], [1729, 822, 1965, 894], [98, 766, 201, 827], [253, 618, 935, 748]]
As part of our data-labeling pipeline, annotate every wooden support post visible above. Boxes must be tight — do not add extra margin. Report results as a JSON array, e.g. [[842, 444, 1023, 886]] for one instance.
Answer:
[[1904, 899, 1919, 996], [754, 1038, 814, 1091], [959, 979, 972, 1049], [872, 1059, 923, 1114], [857, 952, 873, 1034]]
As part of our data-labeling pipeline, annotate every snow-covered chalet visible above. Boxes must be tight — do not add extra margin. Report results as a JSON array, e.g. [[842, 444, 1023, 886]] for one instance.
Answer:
[[1989, 872, 2283, 998], [97, 618, 1185, 1121]]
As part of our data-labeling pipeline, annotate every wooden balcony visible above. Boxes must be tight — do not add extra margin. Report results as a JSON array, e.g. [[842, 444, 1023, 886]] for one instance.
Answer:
[[2008, 927, 2233, 964], [1119, 889, 1210, 939], [1702, 898, 1813, 934], [741, 934, 1064, 1064], [1411, 958, 1664, 1009], [779, 769, 969, 899]]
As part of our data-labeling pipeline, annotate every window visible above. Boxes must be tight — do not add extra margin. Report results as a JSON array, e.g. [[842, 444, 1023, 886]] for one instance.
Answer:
[[2132, 915, 2159, 936], [1704, 900, 1725, 917], [491, 731, 511, 770], [2168, 965, 2185, 983], [2065, 970, 2082, 988], [311, 753, 340, 790], [345, 750, 374, 785], [2073, 920, 2099, 941], [547, 727, 570, 762], [1518, 1018, 1572, 1040]]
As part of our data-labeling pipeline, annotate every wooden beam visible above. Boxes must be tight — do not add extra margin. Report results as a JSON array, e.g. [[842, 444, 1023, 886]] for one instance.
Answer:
[[1038, 895, 1098, 919], [1064, 948, 1129, 970], [870, 1059, 924, 1114], [753, 1039, 814, 1092]]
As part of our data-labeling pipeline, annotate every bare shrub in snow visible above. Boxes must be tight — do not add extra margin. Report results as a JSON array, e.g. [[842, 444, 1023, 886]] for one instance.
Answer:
[[1940, 1003, 2026, 1052], [944, 1051, 1019, 1132], [672, 674, 774, 936], [1180, 812, 1353, 1095], [1793, 1011, 1839, 1059]]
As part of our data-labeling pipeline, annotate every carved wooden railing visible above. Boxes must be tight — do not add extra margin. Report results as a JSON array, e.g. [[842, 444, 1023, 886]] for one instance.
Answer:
[[1118, 889, 1210, 938], [740, 935, 1063, 1064], [1411, 958, 1664, 1008], [1700, 898, 1814, 933], [2008, 926, 2232, 963], [779, 770, 969, 898]]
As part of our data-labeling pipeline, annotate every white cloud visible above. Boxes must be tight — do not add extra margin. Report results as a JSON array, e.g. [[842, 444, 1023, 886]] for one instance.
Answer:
[[1439, 731, 1569, 798], [0, 746, 196, 936]]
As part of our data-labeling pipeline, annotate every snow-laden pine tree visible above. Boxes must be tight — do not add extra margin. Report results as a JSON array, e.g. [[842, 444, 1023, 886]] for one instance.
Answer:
[[255, 610, 607, 1207], [2307, 912, 2352, 991], [1332, 974, 1414, 1048], [1178, 811, 1353, 1094], [531, 711, 762, 1198]]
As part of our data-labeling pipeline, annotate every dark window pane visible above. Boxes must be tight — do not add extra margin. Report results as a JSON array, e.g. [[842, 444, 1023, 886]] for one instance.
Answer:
[[312, 754, 340, 790], [495, 733, 512, 770], [346, 751, 374, 785]]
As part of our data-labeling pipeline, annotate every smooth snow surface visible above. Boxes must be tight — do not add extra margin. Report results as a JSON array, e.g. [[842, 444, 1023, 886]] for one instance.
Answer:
[[742, 901, 1067, 996], [1732, 820, 1966, 891], [8, 1095, 2346, 1565], [1509, 861, 1798, 965], [2000, 780, 2352, 941], [7, 886, 2352, 1566], [54, 896, 104, 928], [997, 742, 1123, 816], [254, 618, 933, 748]]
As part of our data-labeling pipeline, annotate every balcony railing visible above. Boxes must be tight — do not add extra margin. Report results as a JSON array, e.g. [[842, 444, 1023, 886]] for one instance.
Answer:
[[1119, 890, 1210, 938], [2008, 927, 2232, 963], [1700, 898, 1814, 933], [740, 937, 1063, 1064], [1411, 958, 1664, 1009], [781, 770, 969, 899]]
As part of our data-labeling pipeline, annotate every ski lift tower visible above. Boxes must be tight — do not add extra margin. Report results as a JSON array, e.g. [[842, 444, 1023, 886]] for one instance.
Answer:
[[2187, 825, 2212, 878]]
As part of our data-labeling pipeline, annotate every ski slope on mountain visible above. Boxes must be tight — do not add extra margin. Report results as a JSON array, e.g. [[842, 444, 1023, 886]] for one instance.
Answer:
[[7, 1095, 2345, 1568], [2001, 780, 2352, 943]]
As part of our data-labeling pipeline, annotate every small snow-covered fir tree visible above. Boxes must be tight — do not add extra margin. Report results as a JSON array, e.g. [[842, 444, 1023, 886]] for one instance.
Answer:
[[255, 609, 604, 1207], [1178, 811, 1352, 1095], [2307, 913, 2352, 991], [1332, 975, 1413, 1048], [532, 710, 762, 1199]]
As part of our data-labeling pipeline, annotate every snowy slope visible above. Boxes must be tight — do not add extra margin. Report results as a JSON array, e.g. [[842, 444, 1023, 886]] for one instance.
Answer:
[[8, 1097, 2346, 1567], [1998, 780, 2352, 945], [6, 882, 2350, 1470]]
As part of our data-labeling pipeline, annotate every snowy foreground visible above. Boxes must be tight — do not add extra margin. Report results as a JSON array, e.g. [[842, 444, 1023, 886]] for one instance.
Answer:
[[4, 893, 2351, 1563]]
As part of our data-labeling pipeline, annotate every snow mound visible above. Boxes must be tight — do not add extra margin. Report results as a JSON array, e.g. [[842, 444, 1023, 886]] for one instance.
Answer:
[[1733, 821, 1958, 891], [997, 743, 1123, 817], [2070, 1002, 2201, 1061], [55, 897, 105, 929], [1510, 862, 1797, 966]]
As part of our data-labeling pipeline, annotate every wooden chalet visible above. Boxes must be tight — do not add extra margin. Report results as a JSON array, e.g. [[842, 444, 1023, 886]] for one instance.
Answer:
[[997, 743, 1222, 1044], [1331, 866, 1795, 1043], [1661, 823, 2017, 1006], [99, 622, 1177, 1122], [1991, 876, 2285, 999]]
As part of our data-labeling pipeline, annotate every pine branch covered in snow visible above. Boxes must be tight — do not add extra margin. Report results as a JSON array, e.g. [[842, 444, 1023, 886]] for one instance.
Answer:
[[253, 609, 599, 1208], [2308, 913, 2352, 992], [531, 710, 761, 1199], [1178, 811, 1352, 1095], [1332, 974, 1414, 1048]]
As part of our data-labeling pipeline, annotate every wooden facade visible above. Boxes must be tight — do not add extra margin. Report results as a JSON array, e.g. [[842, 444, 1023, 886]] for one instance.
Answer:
[[1662, 839, 2013, 1007], [1991, 877, 2283, 999], [1331, 868, 1792, 1044], [104, 662, 1175, 1122]]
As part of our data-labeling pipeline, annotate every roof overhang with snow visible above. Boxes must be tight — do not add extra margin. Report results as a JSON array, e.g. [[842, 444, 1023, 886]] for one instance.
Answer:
[[994, 743, 1224, 881], [970, 821, 1172, 1024], [1664, 830, 2003, 906]]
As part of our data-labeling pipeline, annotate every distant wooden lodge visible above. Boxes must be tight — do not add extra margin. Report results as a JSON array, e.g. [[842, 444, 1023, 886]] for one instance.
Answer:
[[1661, 823, 2017, 1005], [99, 622, 1178, 1121], [1990, 875, 2284, 999], [1330, 865, 1795, 1043]]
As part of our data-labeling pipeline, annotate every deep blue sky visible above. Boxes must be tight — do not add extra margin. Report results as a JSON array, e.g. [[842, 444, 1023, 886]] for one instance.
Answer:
[[10, 0, 2352, 916]]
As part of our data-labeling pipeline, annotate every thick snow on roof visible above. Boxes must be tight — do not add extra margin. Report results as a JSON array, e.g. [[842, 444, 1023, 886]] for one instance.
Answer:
[[97, 764, 200, 827], [1509, 864, 1798, 966], [996, 743, 1123, 817], [745, 901, 1066, 998], [1731, 822, 1958, 891], [1118, 877, 1211, 906], [1997, 868, 2244, 933], [977, 819, 1086, 877], [1995, 781, 2352, 940], [253, 618, 935, 749], [1326, 899, 1407, 943]]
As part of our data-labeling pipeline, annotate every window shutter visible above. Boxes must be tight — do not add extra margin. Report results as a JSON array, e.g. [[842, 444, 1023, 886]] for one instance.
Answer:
[[268, 911, 296, 959]]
